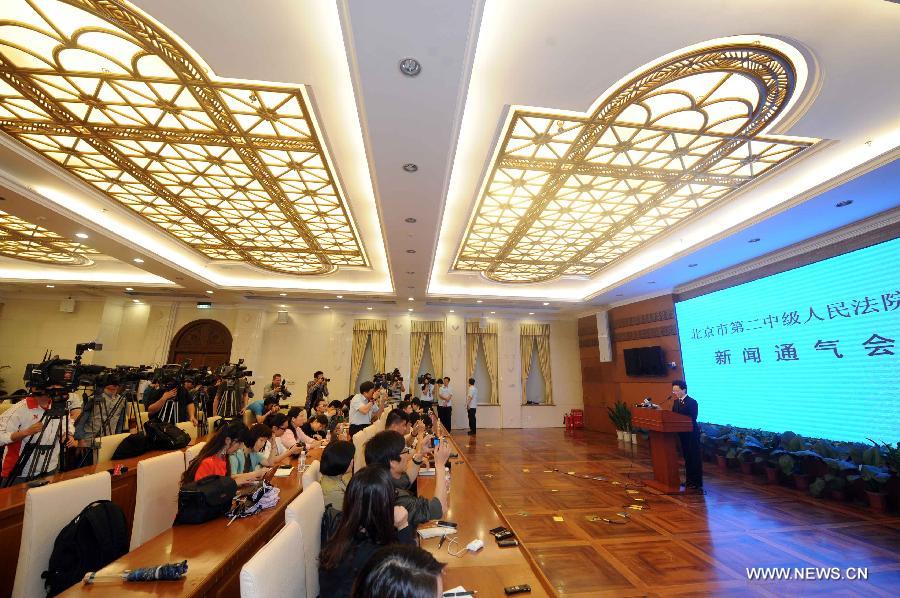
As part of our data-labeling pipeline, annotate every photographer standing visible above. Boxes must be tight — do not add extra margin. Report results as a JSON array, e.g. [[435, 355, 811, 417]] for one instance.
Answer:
[[305, 370, 329, 412], [436, 376, 453, 433], [263, 373, 290, 402], [0, 384, 76, 485], [146, 380, 197, 426], [388, 370, 405, 399], [75, 378, 126, 441], [419, 374, 434, 413], [349, 381, 381, 437]]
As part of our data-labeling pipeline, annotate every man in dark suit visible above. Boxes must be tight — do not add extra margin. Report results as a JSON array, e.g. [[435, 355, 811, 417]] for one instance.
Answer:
[[671, 379, 703, 490]]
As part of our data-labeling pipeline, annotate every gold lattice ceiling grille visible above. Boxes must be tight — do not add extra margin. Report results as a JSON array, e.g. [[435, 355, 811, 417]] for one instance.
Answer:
[[0, 0, 367, 276], [0, 208, 98, 265], [454, 43, 818, 283]]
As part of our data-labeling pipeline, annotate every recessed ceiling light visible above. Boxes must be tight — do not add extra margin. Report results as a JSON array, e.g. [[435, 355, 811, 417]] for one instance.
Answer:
[[835, 199, 854, 208], [280, 304, 286, 308], [399, 57, 421, 77], [324, 306, 330, 309], [449, 310, 455, 313], [648, 281, 656, 284], [406, 249, 416, 254], [205, 290, 214, 294], [133, 257, 144, 263], [408, 297, 414, 301], [337, 295, 343, 299], [688, 263, 698, 268], [406, 271, 415, 275], [408, 308, 414, 312], [615, 294, 624, 297], [476, 300, 483, 303], [402, 163, 418, 173], [132, 299, 140, 303], [46, 284, 55, 288], [74, 232, 89, 239], [748, 238, 761, 243], [367, 307, 373, 311], [124, 287, 133, 291], [543, 302, 550, 306], [490, 311, 496, 314], [279, 293, 287, 296], [404, 217, 417, 223], [528, 312, 534, 315]]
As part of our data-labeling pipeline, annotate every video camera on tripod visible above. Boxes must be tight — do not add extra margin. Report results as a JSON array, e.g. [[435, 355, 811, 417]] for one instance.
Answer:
[[153, 360, 217, 392], [214, 359, 254, 419]]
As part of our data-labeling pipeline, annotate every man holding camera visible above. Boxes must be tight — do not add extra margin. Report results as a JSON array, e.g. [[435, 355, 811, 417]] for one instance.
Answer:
[[349, 380, 383, 437], [146, 379, 197, 426], [0, 384, 76, 485], [305, 370, 329, 412], [263, 373, 291, 402], [75, 378, 126, 441]]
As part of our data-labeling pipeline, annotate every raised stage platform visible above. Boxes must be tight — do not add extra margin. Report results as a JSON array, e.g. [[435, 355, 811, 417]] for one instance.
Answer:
[[452, 428, 900, 597]]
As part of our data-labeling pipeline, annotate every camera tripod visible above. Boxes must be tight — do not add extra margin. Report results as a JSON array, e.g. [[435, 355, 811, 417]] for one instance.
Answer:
[[73, 381, 144, 467], [217, 379, 243, 420], [194, 387, 210, 436], [1, 395, 72, 487]]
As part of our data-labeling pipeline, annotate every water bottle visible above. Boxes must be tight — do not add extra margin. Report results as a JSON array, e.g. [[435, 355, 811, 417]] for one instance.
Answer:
[[298, 447, 307, 472]]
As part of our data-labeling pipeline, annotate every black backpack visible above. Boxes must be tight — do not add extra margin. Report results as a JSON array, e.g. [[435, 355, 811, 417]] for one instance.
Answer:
[[110, 432, 149, 460], [42, 500, 129, 597], [320, 504, 342, 546], [175, 475, 238, 524], [144, 420, 191, 450]]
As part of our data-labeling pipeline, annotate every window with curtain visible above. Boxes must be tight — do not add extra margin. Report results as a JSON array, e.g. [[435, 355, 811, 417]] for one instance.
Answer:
[[466, 320, 499, 405], [350, 319, 386, 394], [354, 336, 375, 394], [520, 323, 552, 405], [410, 320, 444, 397]]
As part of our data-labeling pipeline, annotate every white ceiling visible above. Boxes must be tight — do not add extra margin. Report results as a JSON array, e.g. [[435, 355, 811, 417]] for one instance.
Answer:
[[0, 0, 899, 314]]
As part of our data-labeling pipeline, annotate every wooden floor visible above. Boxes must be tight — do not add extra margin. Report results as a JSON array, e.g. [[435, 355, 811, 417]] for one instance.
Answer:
[[451, 428, 900, 597]]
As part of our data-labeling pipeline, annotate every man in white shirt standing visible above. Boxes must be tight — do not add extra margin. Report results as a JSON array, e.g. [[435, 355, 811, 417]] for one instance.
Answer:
[[466, 378, 478, 436], [437, 376, 453, 433], [349, 381, 381, 437], [419, 374, 434, 414]]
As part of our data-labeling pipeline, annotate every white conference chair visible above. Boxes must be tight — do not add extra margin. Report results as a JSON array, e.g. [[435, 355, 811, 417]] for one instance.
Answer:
[[13, 472, 111, 598], [285, 481, 325, 598], [301, 458, 320, 489], [206, 415, 221, 434], [130, 451, 185, 550], [175, 420, 198, 441], [184, 441, 207, 469], [96, 432, 131, 464], [240, 521, 306, 598], [352, 425, 370, 473]]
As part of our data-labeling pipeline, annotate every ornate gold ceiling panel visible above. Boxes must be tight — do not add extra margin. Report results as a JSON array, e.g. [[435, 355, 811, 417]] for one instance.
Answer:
[[0, 208, 97, 265], [454, 43, 818, 283], [0, 0, 367, 276]]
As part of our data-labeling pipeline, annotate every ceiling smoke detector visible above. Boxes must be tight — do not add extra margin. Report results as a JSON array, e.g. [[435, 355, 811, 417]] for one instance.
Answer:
[[402, 163, 418, 173], [399, 58, 421, 77], [404, 217, 417, 223]]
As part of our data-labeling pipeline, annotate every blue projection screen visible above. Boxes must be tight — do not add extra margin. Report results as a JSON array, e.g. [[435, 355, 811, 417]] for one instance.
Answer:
[[675, 237, 899, 443]]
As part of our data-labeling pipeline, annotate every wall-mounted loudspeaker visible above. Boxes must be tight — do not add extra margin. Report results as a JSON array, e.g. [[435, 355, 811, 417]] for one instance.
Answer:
[[60, 297, 76, 313], [276, 310, 289, 324], [595, 310, 612, 362]]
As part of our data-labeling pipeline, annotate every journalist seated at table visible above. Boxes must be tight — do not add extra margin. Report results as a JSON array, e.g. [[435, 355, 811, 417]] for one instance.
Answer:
[[302, 414, 330, 441], [384, 409, 425, 449], [318, 465, 413, 598], [262, 412, 304, 465], [319, 440, 355, 509], [281, 406, 318, 450], [364, 431, 449, 527], [182, 420, 267, 486], [350, 544, 446, 598]]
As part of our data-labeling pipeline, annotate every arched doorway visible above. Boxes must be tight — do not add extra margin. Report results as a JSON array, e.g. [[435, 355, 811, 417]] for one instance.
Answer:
[[168, 319, 233, 369]]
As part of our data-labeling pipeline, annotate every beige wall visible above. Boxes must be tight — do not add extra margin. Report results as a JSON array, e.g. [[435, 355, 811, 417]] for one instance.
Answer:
[[0, 297, 583, 428]]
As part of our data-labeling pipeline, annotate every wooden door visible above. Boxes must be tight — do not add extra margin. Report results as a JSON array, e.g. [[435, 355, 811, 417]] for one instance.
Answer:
[[167, 319, 232, 369]]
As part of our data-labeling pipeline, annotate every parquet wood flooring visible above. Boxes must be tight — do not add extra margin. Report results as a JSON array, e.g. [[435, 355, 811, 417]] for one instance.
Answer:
[[452, 429, 900, 597]]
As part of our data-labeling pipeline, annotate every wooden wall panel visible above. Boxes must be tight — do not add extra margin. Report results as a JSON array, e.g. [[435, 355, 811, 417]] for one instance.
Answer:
[[579, 295, 684, 433]]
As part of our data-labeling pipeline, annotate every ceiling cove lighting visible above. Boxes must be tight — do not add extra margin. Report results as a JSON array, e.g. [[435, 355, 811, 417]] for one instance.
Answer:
[[451, 39, 818, 284], [0, 209, 98, 265], [125, 287, 133, 291], [74, 233, 89, 239], [0, 0, 368, 277], [133, 258, 144, 263]]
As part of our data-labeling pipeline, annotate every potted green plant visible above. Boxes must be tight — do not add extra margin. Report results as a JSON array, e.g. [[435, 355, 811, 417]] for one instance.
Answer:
[[737, 449, 754, 475], [607, 403, 623, 440], [809, 477, 826, 498], [857, 465, 890, 512], [826, 474, 847, 501], [606, 401, 631, 441]]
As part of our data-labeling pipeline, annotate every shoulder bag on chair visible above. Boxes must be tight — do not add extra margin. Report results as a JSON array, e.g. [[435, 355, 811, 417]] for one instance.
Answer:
[[175, 475, 238, 524]]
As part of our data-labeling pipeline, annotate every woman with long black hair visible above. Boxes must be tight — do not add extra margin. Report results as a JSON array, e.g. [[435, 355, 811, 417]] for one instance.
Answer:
[[181, 420, 266, 486], [318, 465, 413, 597]]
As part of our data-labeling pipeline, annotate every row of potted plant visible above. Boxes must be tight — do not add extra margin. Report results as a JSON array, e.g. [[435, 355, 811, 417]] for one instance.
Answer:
[[607, 401, 639, 443], [699, 423, 899, 512]]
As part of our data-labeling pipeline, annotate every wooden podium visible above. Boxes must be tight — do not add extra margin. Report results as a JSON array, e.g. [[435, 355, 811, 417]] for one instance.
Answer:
[[629, 407, 694, 494]]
